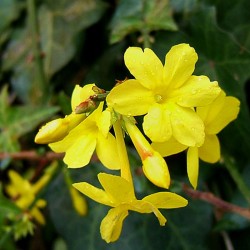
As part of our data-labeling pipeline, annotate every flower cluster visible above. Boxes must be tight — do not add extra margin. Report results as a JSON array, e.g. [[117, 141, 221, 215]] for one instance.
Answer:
[[35, 43, 240, 243], [4, 163, 57, 239]]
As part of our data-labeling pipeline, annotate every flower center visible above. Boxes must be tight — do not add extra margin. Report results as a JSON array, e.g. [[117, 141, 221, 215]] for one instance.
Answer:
[[154, 94, 163, 103]]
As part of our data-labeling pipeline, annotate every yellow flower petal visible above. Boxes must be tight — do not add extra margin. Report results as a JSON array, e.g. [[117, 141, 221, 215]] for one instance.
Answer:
[[6, 170, 31, 196], [73, 182, 113, 206], [16, 194, 34, 209], [124, 119, 170, 189], [152, 137, 187, 157], [143, 103, 172, 142], [49, 126, 97, 168], [130, 201, 167, 226], [30, 206, 46, 225], [148, 205, 167, 226], [199, 134, 220, 163], [97, 108, 111, 137], [35, 113, 85, 144], [187, 147, 199, 189], [63, 133, 97, 168], [170, 104, 205, 147], [124, 47, 164, 90], [205, 96, 240, 134], [196, 91, 226, 123], [96, 133, 120, 170], [98, 173, 135, 203], [163, 43, 198, 89], [100, 206, 129, 243], [172, 75, 221, 107], [32, 161, 58, 194], [106, 79, 154, 116], [143, 192, 188, 209], [36, 199, 47, 208], [71, 84, 95, 111], [69, 187, 87, 216], [142, 151, 170, 189]]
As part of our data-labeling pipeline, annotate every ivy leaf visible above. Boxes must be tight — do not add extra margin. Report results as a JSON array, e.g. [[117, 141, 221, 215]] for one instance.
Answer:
[[109, 0, 177, 44], [2, 0, 107, 104]]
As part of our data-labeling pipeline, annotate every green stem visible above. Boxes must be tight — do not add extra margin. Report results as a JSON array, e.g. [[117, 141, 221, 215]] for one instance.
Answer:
[[113, 119, 134, 187], [27, 0, 47, 104], [142, 28, 151, 49], [63, 167, 73, 188], [223, 152, 250, 205], [92, 91, 110, 102]]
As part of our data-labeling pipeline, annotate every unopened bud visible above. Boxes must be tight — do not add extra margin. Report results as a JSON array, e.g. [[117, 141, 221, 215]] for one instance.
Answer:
[[75, 99, 97, 114], [35, 113, 85, 144], [124, 118, 170, 189]]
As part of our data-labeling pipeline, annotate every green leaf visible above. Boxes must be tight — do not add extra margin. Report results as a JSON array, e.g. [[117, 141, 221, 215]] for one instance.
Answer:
[[109, 0, 177, 44], [0, 86, 59, 152], [2, 0, 107, 103], [170, 0, 199, 13], [39, 0, 107, 78], [0, 185, 21, 222], [0, 0, 22, 33], [0, 105, 59, 152], [189, 7, 250, 89], [0, 0, 24, 48]]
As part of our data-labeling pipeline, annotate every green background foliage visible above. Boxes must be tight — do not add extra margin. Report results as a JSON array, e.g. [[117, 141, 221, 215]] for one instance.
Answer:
[[0, 0, 250, 249]]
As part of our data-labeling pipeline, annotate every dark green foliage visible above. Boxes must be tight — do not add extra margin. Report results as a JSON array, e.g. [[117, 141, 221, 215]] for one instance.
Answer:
[[0, 0, 250, 249]]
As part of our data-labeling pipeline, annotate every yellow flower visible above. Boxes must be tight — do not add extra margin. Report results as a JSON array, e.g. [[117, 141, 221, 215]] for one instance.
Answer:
[[35, 84, 95, 144], [153, 91, 240, 188], [107, 44, 221, 147], [49, 102, 120, 170], [73, 173, 188, 243], [124, 118, 170, 189], [196, 91, 240, 162], [5, 170, 47, 225], [69, 186, 87, 216]]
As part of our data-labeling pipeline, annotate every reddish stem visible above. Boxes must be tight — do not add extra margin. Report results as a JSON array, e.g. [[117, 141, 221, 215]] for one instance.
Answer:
[[183, 184, 250, 220]]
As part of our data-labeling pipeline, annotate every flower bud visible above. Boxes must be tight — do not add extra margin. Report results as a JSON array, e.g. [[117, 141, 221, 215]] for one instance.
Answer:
[[124, 118, 170, 189], [35, 118, 69, 144], [75, 99, 97, 114], [35, 113, 85, 144]]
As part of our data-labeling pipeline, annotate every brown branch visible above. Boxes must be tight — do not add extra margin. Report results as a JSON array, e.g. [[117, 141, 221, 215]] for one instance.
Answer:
[[183, 184, 250, 220], [0, 151, 64, 161], [0, 150, 100, 162]]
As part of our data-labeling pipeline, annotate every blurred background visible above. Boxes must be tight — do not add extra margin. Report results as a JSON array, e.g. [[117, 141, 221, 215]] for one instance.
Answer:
[[0, 0, 250, 249]]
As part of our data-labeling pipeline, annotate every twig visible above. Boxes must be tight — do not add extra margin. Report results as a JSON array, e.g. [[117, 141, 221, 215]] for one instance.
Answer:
[[0, 151, 63, 161], [0, 150, 100, 162], [183, 184, 250, 220], [221, 231, 234, 250]]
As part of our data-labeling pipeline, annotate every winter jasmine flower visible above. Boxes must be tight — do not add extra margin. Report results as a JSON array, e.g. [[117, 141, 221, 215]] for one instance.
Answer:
[[107, 44, 221, 147]]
